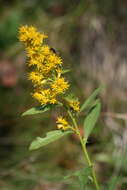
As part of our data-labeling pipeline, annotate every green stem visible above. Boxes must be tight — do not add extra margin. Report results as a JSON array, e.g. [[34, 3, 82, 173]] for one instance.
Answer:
[[68, 110, 100, 190]]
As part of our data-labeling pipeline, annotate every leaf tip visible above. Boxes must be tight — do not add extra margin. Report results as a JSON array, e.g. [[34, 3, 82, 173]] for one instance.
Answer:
[[29, 142, 35, 151], [21, 112, 26, 117]]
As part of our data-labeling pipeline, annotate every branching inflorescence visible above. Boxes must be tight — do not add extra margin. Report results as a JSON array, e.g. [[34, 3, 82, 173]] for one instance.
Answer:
[[19, 25, 80, 131]]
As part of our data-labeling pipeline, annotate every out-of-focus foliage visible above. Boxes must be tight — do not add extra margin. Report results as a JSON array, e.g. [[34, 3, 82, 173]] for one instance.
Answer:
[[0, 0, 127, 190]]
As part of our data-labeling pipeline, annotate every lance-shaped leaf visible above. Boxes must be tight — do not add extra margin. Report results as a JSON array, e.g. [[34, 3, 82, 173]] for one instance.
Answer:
[[61, 69, 71, 74], [80, 86, 103, 113], [83, 100, 101, 140], [22, 104, 62, 116], [29, 130, 72, 150]]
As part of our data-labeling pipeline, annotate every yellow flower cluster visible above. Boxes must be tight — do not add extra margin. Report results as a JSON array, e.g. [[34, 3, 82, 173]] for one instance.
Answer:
[[51, 77, 69, 94], [56, 116, 70, 130], [19, 25, 47, 47], [19, 25, 69, 105], [68, 100, 80, 112], [32, 89, 57, 105]]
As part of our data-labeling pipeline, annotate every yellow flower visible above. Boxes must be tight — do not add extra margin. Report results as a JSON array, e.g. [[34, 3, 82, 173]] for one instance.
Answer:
[[41, 45, 51, 56], [32, 91, 45, 103], [26, 46, 39, 57], [68, 100, 80, 112], [51, 77, 69, 94], [19, 25, 47, 47], [41, 62, 56, 74], [55, 67, 62, 76], [28, 59, 43, 69], [32, 89, 57, 105], [36, 54, 63, 75], [56, 116, 70, 130], [28, 71, 44, 86], [47, 54, 62, 66], [26, 49, 62, 74]]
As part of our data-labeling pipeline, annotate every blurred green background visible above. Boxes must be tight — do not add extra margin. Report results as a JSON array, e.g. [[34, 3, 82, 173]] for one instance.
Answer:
[[0, 0, 127, 189]]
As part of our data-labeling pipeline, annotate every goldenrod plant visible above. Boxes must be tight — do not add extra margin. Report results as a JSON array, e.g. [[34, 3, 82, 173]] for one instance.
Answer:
[[19, 25, 102, 190]]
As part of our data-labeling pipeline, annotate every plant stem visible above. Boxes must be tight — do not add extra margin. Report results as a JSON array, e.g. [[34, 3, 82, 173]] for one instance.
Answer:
[[68, 110, 100, 190]]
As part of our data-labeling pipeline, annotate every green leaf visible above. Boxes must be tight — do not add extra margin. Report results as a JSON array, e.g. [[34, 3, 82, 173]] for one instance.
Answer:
[[22, 104, 61, 116], [80, 86, 104, 113], [64, 167, 92, 189], [83, 100, 101, 140], [61, 69, 71, 74], [29, 130, 72, 150]]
